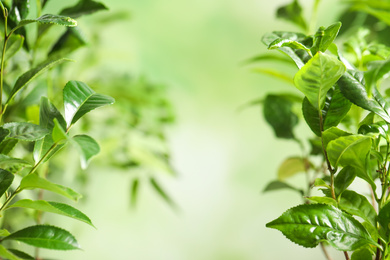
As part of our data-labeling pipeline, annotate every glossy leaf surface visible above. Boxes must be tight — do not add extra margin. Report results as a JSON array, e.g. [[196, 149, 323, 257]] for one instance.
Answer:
[[3, 122, 49, 141], [294, 52, 346, 110], [63, 81, 115, 127], [72, 135, 100, 169], [8, 199, 94, 227], [20, 174, 82, 201], [266, 204, 379, 250], [4, 225, 80, 250]]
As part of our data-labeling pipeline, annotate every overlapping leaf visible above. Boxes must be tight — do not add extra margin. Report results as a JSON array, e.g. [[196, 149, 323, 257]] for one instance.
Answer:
[[311, 22, 342, 54], [3, 122, 49, 141], [72, 135, 100, 169]]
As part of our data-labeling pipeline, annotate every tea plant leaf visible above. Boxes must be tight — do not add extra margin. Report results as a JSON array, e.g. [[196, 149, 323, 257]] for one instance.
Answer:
[[130, 178, 140, 207], [334, 166, 357, 196], [351, 248, 373, 260], [294, 52, 346, 111], [306, 196, 337, 207], [52, 119, 68, 144], [378, 201, 390, 234], [339, 190, 377, 228], [263, 180, 304, 195], [338, 71, 390, 123], [7, 58, 71, 103], [72, 135, 100, 169], [311, 22, 342, 54], [252, 68, 294, 84], [276, 0, 307, 31], [7, 199, 94, 227], [150, 177, 175, 208], [11, 14, 77, 34], [327, 135, 371, 170], [3, 122, 49, 141], [0, 154, 28, 171], [63, 80, 115, 128], [3, 225, 80, 250], [266, 204, 379, 250], [0, 169, 14, 198], [322, 127, 351, 150], [7, 249, 34, 260], [0, 245, 23, 260], [365, 59, 390, 94], [5, 34, 24, 60], [268, 38, 311, 55], [20, 174, 82, 201], [49, 27, 87, 57], [263, 94, 299, 139], [60, 0, 108, 18], [0, 139, 18, 155], [277, 157, 307, 180]]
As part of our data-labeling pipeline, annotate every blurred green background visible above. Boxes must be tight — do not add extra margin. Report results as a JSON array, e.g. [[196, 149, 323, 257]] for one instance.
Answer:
[[38, 0, 349, 259]]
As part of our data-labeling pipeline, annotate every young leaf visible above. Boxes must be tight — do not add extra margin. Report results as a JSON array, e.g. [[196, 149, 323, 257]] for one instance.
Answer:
[[20, 174, 82, 201], [52, 118, 68, 144], [268, 38, 311, 56], [334, 166, 357, 196], [0, 169, 14, 198], [63, 81, 115, 128], [276, 0, 307, 31], [306, 196, 337, 207], [339, 190, 377, 228], [7, 199, 94, 227], [60, 0, 108, 18], [0, 245, 23, 260], [3, 122, 49, 141], [11, 14, 77, 34], [294, 52, 346, 111], [72, 135, 100, 169], [277, 157, 307, 180], [263, 94, 299, 139], [3, 225, 80, 250], [266, 204, 379, 251], [7, 58, 71, 103], [263, 180, 304, 195], [311, 22, 342, 54]]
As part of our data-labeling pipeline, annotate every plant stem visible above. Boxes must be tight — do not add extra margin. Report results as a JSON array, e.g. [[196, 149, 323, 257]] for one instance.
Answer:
[[343, 251, 349, 260], [320, 243, 333, 260]]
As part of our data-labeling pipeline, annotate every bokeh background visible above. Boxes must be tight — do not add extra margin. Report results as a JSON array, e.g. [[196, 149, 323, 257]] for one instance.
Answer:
[[36, 0, 349, 259]]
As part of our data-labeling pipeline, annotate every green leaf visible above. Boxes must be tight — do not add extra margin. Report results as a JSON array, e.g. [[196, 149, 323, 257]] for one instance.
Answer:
[[72, 135, 100, 169], [334, 166, 357, 196], [52, 119, 68, 144], [11, 14, 77, 34], [150, 177, 176, 208], [277, 157, 307, 180], [311, 22, 342, 54], [0, 139, 18, 155], [3, 122, 49, 141], [378, 201, 390, 234], [7, 199, 94, 227], [60, 0, 108, 18], [338, 71, 390, 123], [7, 249, 34, 260], [276, 0, 307, 31], [268, 38, 311, 55], [263, 180, 304, 195], [252, 68, 294, 84], [322, 127, 351, 150], [327, 135, 371, 170], [266, 204, 379, 250], [7, 58, 71, 103], [130, 178, 139, 207], [0, 169, 14, 198], [4, 225, 80, 250], [339, 190, 377, 228], [5, 34, 24, 60], [263, 94, 299, 139], [306, 196, 337, 207], [20, 174, 82, 201], [0, 245, 23, 260], [314, 178, 330, 189], [49, 27, 87, 57], [63, 81, 115, 128], [365, 59, 390, 94], [243, 53, 294, 65], [9, 0, 30, 22], [0, 154, 31, 171], [351, 248, 373, 260], [294, 52, 346, 110]]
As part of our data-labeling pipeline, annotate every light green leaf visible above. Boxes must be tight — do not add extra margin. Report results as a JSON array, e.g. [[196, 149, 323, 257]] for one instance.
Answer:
[[60, 0, 108, 18], [5, 34, 24, 60], [252, 68, 294, 84], [7, 58, 71, 103], [276, 0, 307, 31], [4, 225, 80, 250], [294, 52, 346, 110], [63, 81, 115, 128], [7, 199, 94, 227], [268, 38, 311, 55], [277, 157, 307, 180], [314, 178, 330, 189], [3, 122, 49, 141], [130, 178, 139, 207], [0, 169, 14, 198], [306, 196, 337, 207], [263, 180, 304, 195], [266, 204, 380, 251], [20, 174, 82, 201], [0, 245, 23, 260], [11, 14, 77, 34], [311, 22, 342, 54], [52, 119, 68, 144], [0, 154, 32, 171], [72, 135, 100, 169], [322, 127, 351, 150]]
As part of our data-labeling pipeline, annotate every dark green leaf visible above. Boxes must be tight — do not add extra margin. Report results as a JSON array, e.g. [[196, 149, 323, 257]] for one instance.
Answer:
[[7, 249, 34, 260], [294, 52, 346, 110], [263, 180, 304, 195], [72, 135, 100, 169], [0, 169, 14, 198], [0, 245, 23, 260], [335, 166, 357, 196], [20, 174, 82, 201], [9, 0, 30, 22], [276, 0, 307, 31], [311, 22, 342, 54], [351, 248, 373, 260], [49, 27, 87, 57], [266, 204, 379, 250], [60, 0, 108, 18], [11, 14, 77, 34], [263, 94, 299, 139], [4, 225, 80, 250], [0, 139, 18, 155], [339, 190, 377, 228], [7, 58, 71, 103], [3, 122, 49, 141], [7, 199, 94, 227], [63, 81, 115, 128]]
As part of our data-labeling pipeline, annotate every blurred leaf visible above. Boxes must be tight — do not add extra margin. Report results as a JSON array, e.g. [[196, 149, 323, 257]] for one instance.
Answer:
[[72, 135, 100, 169], [0, 245, 23, 260], [150, 177, 175, 208], [252, 68, 294, 84], [49, 27, 87, 57], [266, 204, 379, 250], [294, 52, 346, 110], [7, 249, 34, 260], [263, 180, 304, 195], [7, 58, 71, 103], [314, 178, 330, 189], [20, 174, 82, 201], [7, 199, 94, 227], [276, 0, 307, 31], [9, 0, 30, 22], [365, 59, 390, 94], [0, 169, 14, 198], [277, 157, 307, 180], [4, 225, 80, 250], [334, 166, 357, 196], [63, 81, 115, 128], [0, 154, 32, 173], [5, 34, 24, 60], [130, 178, 139, 207], [0, 139, 18, 155], [263, 94, 299, 139], [60, 0, 108, 18], [243, 53, 294, 65], [351, 248, 373, 260], [311, 22, 342, 54], [3, 122, 49, 141]]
